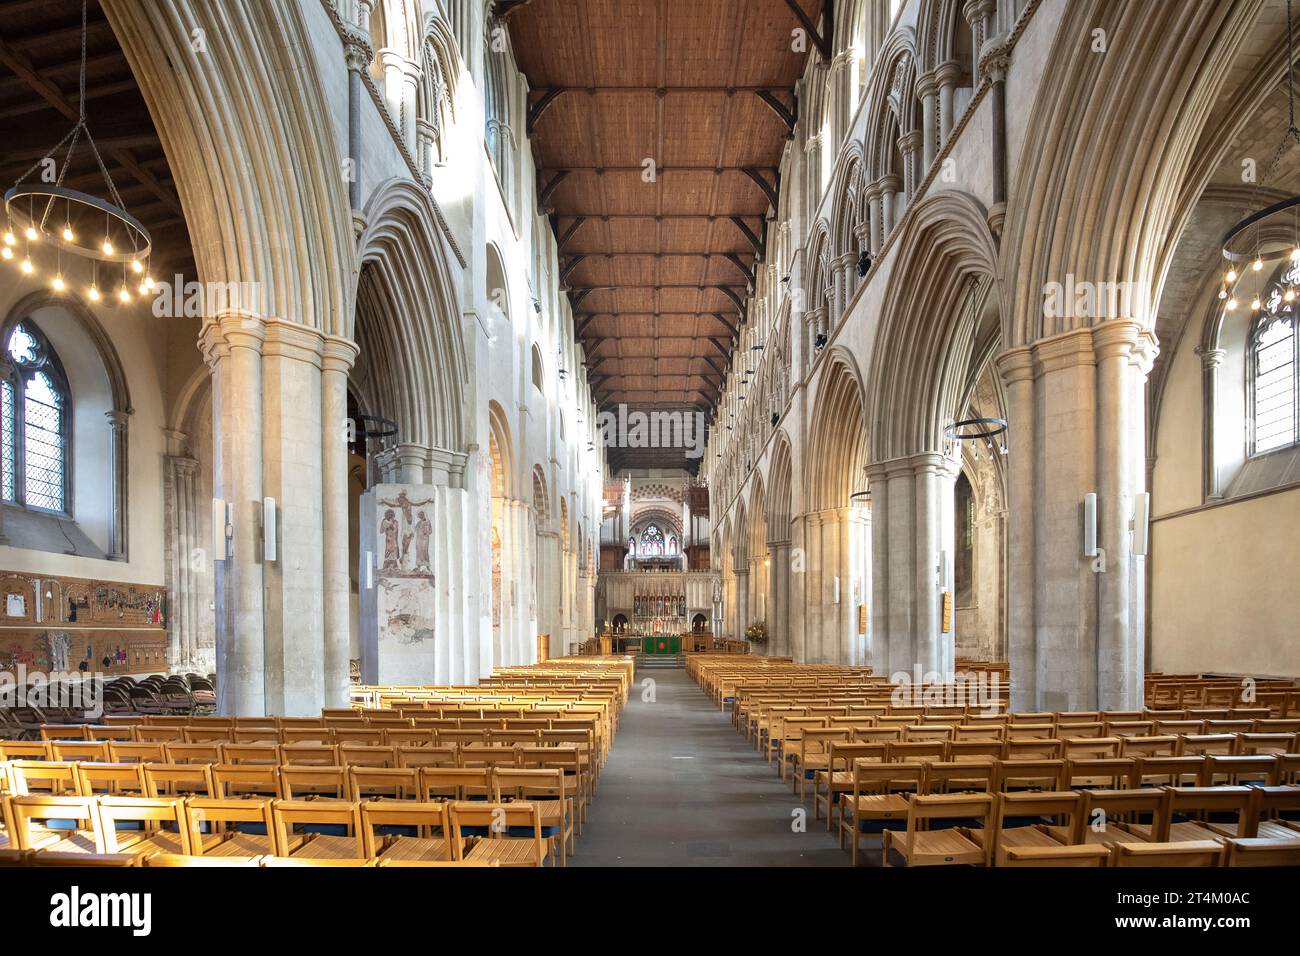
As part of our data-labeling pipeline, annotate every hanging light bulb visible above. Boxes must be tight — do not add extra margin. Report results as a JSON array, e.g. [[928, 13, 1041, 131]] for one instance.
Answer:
[[1226, 269, 1238, 283], [1286, 289, 1296, 303], [61, 225, 74, 242], [144, 275, 155, 290], [117, 285, 130, 303], [20, 257, 33, 275], [51, 273, 65, 292], [1253, 257, 1264, 271], [1218, 288, 1228, 300], [137, 279, 149, 295], [130, 259, 143, 274], [102, 239, 114, 255], [1292, 247, 1300, 262], [2, 230, 14, 246], [1227, 297, 1238, 310], [88, 284, 101, 302], [1251, 296, 1262, 310], [24, 226, 37, 241], [0, 247, 11, 261]]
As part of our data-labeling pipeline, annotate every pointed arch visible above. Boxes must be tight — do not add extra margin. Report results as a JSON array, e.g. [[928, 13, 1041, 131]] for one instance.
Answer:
[[805, 350, 869, 513]]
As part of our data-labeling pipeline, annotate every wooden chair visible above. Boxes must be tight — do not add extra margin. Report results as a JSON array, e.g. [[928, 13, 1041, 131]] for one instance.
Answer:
[[1205, 754, 1278, 787], [1177, 734, 1237, 757], [278, 765, 349, 801], [447, 801, 547, 867], [183, 797, 277, 857], [219, 743, 280, 765], [142, 763, 215, 799], [1221, 836, 1300, 866], [83, 725, 135, 742], [107, 742, 167, 764], [276, 743, 340, 766], [838, 761, 927, 866], [182, 727, 233, 744], [945, 739, 1004, 762], [39, 725, 90, 741], [162, 743, 222, 764], [395, 744, 459, 769], [1123, 786, 1255, 843], [9, 795, 104, 853], [210, 764, 280, 799], [1109, 840, 1224, 867], [1001, 843, 1112, 867], [359, 799, 450, 862], [0, 741, 52, 761], [517, 744, 589, 827], [97, 796, 191, 857], [418, 767, 493, 802], [1003, 738, 1063, 760], [922, 759, 996, 795], [133, 727, 185, 745], [1120, 735, 1178, 758], [271, 799, 366, 859], [8, 760, 78, 796], [886, 740, 946, 763], [813, 742, 886, 831], [493, 767, 573, 866], [1133, 755, 1207, 788], [973, 791, 1084, 865], [994, 758, 1066, 791], [1060, 788, 1171, 846], [145, 852, 261, 866], [74, 762, 147, 797], [50, 741, 109, 762], [347, 766, 421, 801], [1064, 757, 1136, 790], [882, 793, 995, 867]]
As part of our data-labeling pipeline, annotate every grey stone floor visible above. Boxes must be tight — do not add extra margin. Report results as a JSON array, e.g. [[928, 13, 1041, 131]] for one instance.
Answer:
[[572, 667, 852, 867]]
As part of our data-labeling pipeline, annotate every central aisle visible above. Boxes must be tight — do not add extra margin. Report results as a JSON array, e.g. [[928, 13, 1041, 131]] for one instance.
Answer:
[[574, 667, 850, 866]]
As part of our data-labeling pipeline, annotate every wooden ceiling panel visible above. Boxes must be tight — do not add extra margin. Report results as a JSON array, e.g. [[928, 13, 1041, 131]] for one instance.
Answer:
[[508, 0, 818, 440]]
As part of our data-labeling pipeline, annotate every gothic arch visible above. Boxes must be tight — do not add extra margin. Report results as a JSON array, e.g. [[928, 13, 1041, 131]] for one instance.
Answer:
[[867, 191, 1002, 462], [102, 0, 354, 335], [354, 179, 469, 453], [766, 429, 794, 541], [805, 349, 869, 513]]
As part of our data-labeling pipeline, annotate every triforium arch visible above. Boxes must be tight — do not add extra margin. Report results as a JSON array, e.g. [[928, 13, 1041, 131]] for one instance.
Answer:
[[802, 349, 870, 666], [866, 189, 1001, 682], [997, 0, 1258, 712]]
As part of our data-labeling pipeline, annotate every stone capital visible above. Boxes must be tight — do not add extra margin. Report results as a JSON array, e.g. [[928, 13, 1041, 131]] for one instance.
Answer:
[[994, 345, 1034, 385], [1030, 326, 1096, 377], [1090, 317, 1144, 362], [262, 318, 327, 368], [915, 71, 940, 99], [935, 60, 965, 87], [200, 311, 267, 366], [1195, 345, 1227, 370], [322, 334, 360, 374], [104, 409, 130, 429], [898, 129, 923, 154]]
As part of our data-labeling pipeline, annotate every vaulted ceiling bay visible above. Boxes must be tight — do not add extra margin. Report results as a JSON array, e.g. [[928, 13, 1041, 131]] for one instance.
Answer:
[[503, 0, 825, 471]]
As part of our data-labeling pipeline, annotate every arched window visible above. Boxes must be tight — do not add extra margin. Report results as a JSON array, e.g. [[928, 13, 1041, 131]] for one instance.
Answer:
[[954, 472, 975, 606], [1249, 263, 1299, 455], [640, 523, 664, 556], [2, 322, 70, 513], [531, 345, 544, 394]]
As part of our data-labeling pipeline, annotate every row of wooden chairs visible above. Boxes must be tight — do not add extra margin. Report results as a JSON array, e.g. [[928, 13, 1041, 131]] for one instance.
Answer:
[[0, 793, 555, 866], [833, 782, 1300, 867]]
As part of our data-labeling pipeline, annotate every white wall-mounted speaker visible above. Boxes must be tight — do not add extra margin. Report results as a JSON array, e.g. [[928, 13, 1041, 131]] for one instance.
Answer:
[[262, 497, 277, 562], [212, 498, 228, 561], [1083, 492, 1098, 557], [1132, 492, 1150, 556]]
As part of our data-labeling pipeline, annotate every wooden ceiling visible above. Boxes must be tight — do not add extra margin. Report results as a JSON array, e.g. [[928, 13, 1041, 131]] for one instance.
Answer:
[[504, 0, 823, 461], [0, 0, 193, 283]]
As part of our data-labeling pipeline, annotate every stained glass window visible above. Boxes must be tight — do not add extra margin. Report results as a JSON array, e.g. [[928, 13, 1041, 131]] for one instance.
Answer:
[[1, 322, 69, 512]]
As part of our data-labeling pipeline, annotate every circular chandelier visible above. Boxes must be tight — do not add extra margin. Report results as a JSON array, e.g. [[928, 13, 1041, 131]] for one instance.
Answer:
[[1218, 0, 1300, 311], [944, 417, 1008, 461], [1, 0, 153, 304]]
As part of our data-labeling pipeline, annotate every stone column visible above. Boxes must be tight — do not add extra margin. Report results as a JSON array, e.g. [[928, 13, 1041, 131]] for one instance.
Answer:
[[1196, 346, 1226, 500], [1031, 328, 1098, 712], [789, 514, 807, 661], [261, 320, 326, 716], [899, 130, 923, 200], [916, 71, 939, 172], [768, 539, 791, 657], [914, 453, 959, 680], [995, 346, 1036, 710], [104, 410, 130, 560], [866, 466, 890, 675], [734, 566, 750, 643], [164, 453, 199, 670], [883, 457, 916, 677], [201, 313, 266, 717], [321, 336, 357, 707], [936, 61, 963, 146], [865, 182, 883, 257]]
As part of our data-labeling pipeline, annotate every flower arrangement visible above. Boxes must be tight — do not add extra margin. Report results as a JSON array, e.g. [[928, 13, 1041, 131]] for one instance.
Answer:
[[745, 620, 768, 644]]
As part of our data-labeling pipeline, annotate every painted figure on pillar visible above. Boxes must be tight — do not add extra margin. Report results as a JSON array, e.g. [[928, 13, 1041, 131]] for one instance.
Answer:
[[381, 509, 400, 570], [414, 511, 432, 573]]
